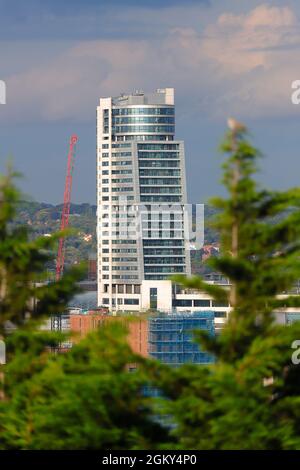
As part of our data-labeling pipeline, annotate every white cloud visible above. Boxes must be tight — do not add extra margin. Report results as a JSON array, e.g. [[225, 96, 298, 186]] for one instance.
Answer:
[[218, 4, 296, 28], [200, 4, 300, 118], [2, 3, 300, 123], [203, 4, 298, 73]]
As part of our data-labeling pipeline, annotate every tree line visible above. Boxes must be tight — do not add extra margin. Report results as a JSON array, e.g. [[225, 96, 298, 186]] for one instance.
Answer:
[[1, 124, 300, 449]]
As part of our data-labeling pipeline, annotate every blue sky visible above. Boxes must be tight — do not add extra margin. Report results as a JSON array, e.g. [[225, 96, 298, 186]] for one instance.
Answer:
[[0, 0, 300, 203]]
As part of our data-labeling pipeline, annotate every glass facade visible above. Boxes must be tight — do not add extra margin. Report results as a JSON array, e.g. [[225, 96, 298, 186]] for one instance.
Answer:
[[139, 169, 180, 176], [138, 151, 179, 159], [112, 107, 174, 115], [140, 178, 181, 185], [112, 125, 174, 134], [112, 116, 174, 124]]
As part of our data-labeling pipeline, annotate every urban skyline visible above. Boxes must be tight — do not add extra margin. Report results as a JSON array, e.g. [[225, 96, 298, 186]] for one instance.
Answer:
[[1, 1, 300, 205], [1, 1, 300, 455]]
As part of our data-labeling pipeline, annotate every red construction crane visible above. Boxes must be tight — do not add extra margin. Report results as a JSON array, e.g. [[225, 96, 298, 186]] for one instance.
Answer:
[[56, 134, 78, 281]]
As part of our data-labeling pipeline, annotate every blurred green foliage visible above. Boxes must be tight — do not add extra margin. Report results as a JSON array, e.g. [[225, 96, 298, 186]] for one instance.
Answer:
[[0, 170, 85, 335], [2, 124, 300, 450], [163, 125, 300, 449], [0, 325, 169, 450], [0, 170, 168, 449]]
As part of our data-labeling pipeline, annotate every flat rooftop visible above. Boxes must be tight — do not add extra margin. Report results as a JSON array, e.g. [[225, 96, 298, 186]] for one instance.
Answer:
[[111, 87, 174, 107]]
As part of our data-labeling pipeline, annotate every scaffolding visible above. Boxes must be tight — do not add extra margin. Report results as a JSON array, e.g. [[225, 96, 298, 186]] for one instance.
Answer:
[[148, 311, 215, 366]]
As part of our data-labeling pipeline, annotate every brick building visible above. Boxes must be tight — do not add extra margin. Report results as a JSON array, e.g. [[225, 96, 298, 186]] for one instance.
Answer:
[[70, 312, 148, 357]]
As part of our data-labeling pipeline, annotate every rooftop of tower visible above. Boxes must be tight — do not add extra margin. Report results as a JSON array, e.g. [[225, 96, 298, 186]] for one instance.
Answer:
[[111, 87, 174, 107]]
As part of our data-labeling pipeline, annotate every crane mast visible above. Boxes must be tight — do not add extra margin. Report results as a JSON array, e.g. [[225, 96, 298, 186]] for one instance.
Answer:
[[56, 135, 78, 281]]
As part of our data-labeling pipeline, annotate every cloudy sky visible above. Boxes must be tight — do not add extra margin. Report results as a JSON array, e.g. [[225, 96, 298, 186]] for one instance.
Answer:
[[0, 0, 300, 204]]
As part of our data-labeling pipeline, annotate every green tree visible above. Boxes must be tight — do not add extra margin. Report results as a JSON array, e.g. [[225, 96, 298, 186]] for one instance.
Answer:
[[0, 170, 168, 450], [150, 121, 300, 449], [0, 169, 84, 335], [0, 324, 169, 450]]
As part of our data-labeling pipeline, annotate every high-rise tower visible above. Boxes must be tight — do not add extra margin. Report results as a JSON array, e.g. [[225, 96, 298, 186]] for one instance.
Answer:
[[97, 88, 191, 310]]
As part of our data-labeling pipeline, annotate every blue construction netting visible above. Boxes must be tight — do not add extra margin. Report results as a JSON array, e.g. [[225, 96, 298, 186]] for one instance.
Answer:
[[148, 311, 215, 366]]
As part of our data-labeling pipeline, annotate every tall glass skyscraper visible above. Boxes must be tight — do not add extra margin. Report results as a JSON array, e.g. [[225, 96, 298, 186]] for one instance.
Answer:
[[97, 88, 191, 309]]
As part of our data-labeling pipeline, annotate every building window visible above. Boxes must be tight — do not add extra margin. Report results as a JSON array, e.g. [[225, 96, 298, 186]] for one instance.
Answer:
[[112, 107, 174, 116], [124, 299, 139, 305], [134, 285, 140, 294], [126, 285, 132, 294], [175, 299, 193, 307], [212, 301, 229, 307], [214, 312, 227, 318], [150, 288, 158, 310], [194, 299, 211, 307], [118, 285, 124, 294]]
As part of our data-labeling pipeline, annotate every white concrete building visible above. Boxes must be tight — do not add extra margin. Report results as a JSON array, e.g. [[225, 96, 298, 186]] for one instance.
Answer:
[[99, 277, 300, 333], [119, 279, 231, 333], [97, 88, 191, 309]]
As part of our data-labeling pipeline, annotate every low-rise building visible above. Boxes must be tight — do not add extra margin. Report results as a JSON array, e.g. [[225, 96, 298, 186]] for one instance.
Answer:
[[69, 309, 215, 366], [148, 311, 215, 366], [103, 279, 231, 333], [70, 311, 148, 357]]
